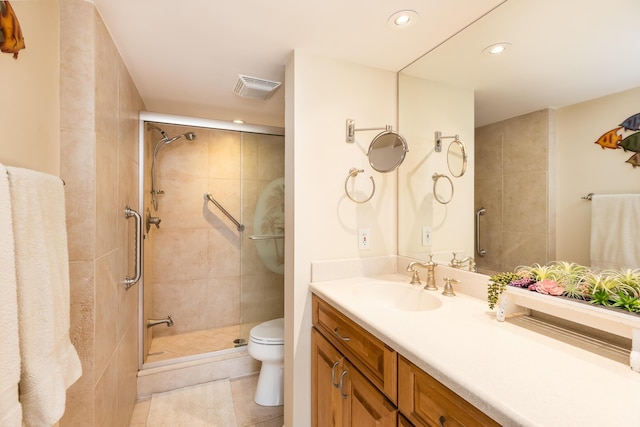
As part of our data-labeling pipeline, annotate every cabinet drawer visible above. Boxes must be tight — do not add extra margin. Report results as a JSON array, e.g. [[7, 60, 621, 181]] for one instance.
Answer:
[[398, 357, 500, 427], [313, 295, 397, 403]]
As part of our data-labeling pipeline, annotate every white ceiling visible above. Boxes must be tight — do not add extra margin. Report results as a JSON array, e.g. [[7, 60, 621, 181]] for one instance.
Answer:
[[402, 0, 640, 127], [93, 0, 505, 127], [93, 0, 640, 129]]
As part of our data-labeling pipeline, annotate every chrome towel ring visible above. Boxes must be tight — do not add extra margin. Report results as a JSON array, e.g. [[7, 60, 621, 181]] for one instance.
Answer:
[[344, 168, 375, 203], [432, 173, 454, 204]]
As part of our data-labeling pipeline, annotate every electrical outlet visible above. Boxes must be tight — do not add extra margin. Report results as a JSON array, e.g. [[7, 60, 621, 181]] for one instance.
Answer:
[[358, 228, 370, 250], [422, 226, 432, 246]]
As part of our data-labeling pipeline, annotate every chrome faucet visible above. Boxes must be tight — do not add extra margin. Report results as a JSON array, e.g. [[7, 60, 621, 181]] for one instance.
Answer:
[[406, 254, 438, 290], [449, 252, 477, 272], [147, 315, 174, 328]]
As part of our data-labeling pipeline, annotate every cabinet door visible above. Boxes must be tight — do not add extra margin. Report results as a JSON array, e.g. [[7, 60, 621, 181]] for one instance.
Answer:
[[312, 327, 345, 427], [398, 357, 500, 427], [313, 296, 397, 403], [342, 359, 397, 427]]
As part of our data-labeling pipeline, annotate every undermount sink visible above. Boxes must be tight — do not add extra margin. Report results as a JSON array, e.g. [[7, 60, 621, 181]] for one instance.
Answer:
[[352, 282, 442, 312]]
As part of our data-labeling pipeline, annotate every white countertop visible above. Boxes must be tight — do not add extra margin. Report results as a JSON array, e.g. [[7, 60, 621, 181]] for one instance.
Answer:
[[309, 273, 640, 427]]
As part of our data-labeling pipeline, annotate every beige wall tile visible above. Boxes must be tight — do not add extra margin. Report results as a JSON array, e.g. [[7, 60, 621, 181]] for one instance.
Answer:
[[151, 279, 210, 336], [207, 276, 241, 328], [156, 176, 209, 229], [502, 109, 549, 175], [95, 358, 118, 427], [208, 227, 241, 277], [503, 171, 548, 234], [67, 260, 95, 394], [152, 229, 209, 281], [209, 129, 241, 179], [116, 321, 139, 427], [94, 252, 119, 379]]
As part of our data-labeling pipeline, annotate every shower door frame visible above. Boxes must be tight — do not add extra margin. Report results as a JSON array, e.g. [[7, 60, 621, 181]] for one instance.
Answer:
[[137, 111, 284, 370]]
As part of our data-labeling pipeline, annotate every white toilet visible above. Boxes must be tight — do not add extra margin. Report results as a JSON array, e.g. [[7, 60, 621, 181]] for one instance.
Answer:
[[247, 317, 285, 406]]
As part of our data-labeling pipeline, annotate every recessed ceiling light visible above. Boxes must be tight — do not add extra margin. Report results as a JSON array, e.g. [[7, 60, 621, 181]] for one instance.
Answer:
[[483, 42, 511, 55], [388, 10, 418, 29], [233, 119, 245, 124]]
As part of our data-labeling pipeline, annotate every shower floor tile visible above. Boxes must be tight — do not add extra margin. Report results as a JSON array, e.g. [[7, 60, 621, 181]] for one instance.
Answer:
[[146, 323, 260, 364]]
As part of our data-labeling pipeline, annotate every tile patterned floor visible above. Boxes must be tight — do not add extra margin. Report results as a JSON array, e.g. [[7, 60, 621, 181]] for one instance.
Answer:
[[146, 323, 260, 364], [129, 374, 283, 427]]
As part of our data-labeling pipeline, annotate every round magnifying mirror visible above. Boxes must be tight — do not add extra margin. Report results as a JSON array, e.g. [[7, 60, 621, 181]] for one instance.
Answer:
[[367, 130, 409, 173], [447, 139, 467, 178]]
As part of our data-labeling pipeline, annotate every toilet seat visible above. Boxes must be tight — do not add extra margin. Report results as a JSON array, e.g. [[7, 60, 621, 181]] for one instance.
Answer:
[[249, 317, 284, 345]]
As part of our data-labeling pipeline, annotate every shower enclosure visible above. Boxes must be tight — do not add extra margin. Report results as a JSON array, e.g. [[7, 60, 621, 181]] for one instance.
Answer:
[[138, 113, 285, 368]]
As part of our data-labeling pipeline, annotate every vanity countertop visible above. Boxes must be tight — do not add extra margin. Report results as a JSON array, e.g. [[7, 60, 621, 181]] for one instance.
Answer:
[[309, 273, 640, 427]]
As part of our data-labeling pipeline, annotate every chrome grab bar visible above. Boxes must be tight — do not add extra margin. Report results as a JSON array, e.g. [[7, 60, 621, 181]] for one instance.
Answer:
[[248, 234, 284, 240], [204, 193, 245, 231], [124, 205, 142, 290], [476, 207, 487, 257]]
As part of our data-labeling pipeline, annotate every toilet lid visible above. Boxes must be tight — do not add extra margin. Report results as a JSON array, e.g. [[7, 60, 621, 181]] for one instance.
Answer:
[[249, 318, 284, 345]]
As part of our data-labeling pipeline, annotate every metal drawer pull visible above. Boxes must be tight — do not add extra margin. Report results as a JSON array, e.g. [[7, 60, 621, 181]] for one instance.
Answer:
[[333, 327, 351, 341], [339, 370, 348, 399], [331, 361, 340, 388]]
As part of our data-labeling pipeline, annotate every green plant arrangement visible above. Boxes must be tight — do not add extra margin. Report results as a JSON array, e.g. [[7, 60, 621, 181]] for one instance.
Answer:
[[486, 261, 640, 316], [487, 272, 520, 309]]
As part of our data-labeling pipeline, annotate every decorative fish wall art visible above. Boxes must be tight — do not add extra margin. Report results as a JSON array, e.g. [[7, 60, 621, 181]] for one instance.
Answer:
[[594, 112, 640, 169], [0, 0, 25, 59]]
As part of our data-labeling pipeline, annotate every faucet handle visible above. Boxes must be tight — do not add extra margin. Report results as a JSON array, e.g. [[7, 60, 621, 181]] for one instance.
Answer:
[[442, 277, 459, 297], [409, 269, 421, 285], [406, 262, 422, 285]]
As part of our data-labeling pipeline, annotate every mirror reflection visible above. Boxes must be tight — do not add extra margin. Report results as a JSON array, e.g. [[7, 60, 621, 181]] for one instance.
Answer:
[[447, 140, 467, 178], [368, 130, 409, 173], [398, 0, 640, 273]]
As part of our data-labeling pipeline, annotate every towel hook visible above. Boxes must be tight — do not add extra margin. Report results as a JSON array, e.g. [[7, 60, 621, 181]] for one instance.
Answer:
[[344, 168, 375, 203]]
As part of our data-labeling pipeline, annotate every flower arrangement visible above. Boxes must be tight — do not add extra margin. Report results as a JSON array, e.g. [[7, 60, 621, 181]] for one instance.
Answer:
[[487, 262, 640, 314]]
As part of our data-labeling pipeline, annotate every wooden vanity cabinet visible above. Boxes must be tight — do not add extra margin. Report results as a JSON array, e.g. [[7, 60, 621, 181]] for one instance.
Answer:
[[312, 295, 397, 427], [312, 294, 499, 427], [312, 296, 397, 403], [398, 356, 500, 427], [312, 328, 397, 427]]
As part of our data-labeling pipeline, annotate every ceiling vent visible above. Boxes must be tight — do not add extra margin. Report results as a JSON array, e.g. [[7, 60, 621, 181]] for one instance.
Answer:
[[233, 75, 281, 100]]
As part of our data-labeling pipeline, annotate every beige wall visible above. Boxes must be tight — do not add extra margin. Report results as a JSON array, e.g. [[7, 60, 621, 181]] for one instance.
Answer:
[[475, 109, 556, 273], [147, 123, 284, 339], [0, 0, 60, 174], [397, 75, 475, 264], [285, 50, 398, 427], [59, 1, 144, 425], [556, 86, 640, 265]]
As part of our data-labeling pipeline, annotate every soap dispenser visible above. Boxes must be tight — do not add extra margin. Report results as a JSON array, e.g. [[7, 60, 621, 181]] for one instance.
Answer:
[[424, 253, 438, 291]]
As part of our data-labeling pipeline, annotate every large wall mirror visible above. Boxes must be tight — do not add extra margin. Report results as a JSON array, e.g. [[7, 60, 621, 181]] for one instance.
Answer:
[[398, 0, 640, 272]]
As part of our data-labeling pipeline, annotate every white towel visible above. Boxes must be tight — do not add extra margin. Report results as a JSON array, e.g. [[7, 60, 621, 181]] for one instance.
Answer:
[[0, 165, 22, 427], [7, 166, 82, 427], [590, 194, 640, 271]]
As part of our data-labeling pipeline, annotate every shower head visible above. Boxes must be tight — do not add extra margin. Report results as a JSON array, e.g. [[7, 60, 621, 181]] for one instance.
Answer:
[[163, 131, 197, 145]]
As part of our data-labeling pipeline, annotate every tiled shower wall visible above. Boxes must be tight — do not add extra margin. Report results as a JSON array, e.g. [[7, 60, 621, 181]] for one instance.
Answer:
[[60, 1, 144, 426], [474, 109, 556, 274], [147, 124, 284, 339]]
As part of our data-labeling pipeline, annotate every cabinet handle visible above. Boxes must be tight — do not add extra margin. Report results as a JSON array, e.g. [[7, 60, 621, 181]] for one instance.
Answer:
[[439, 415, 446, 427], [331, 361, 340, 388], [339, 370, 348, 399], [333, 327, 351, 341]]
